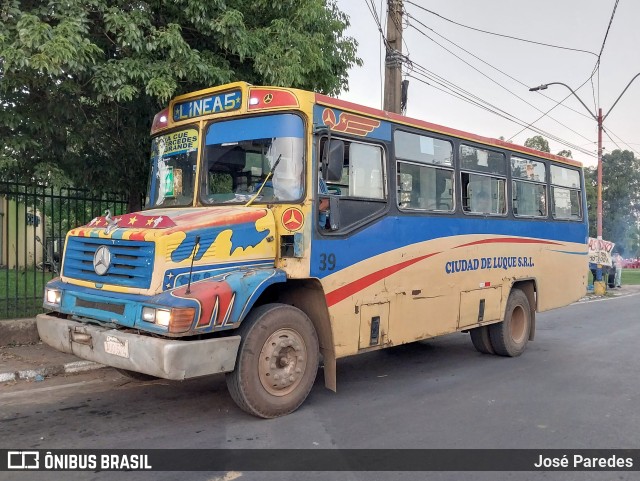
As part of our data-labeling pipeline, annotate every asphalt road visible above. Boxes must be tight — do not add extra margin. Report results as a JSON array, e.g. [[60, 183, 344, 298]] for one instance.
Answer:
[[2, 291, 640, 481]]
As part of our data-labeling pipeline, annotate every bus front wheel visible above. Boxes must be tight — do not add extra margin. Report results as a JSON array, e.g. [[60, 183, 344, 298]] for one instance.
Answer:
[[488, 289, 531, 357], [226, 303, 319, 418]]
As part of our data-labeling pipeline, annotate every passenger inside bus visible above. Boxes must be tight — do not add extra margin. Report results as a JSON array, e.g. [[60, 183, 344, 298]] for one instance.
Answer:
[[318, 176, 330, 228]]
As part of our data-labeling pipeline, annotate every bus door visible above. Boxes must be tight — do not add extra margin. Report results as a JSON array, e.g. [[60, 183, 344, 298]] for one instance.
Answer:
[[313, 136, 392, 353]]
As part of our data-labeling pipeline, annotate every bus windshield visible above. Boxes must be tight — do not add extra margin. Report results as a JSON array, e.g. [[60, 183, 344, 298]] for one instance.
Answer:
[[146, 128, 198, 208], [202, 114, 304, 204]]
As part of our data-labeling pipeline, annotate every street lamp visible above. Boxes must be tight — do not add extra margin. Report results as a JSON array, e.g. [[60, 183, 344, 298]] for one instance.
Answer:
[[529, 74, 640, 289]]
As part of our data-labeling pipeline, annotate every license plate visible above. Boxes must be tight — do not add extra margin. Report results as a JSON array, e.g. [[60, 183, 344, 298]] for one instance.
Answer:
[[104, 335, 129, 358]]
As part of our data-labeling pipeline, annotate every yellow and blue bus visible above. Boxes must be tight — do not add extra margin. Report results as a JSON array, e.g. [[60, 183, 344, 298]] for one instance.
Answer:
[[37, 82, 588, 418]]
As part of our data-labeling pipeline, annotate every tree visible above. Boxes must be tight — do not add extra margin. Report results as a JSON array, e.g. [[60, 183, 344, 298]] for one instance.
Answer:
[[524, 135, 550, 153], [585, 150, 640, 253], [557, 149, 572, 158], [0, 0, 361, 210]]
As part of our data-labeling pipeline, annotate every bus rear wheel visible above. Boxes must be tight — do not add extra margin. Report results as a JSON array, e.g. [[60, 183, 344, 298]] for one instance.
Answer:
[[489, 288, 531, 357], [226, 303, 319, 418], [469, 326, 495, 354]]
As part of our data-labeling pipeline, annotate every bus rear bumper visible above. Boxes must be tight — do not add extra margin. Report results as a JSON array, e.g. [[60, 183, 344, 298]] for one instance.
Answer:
[[36, 314, 241, 380]]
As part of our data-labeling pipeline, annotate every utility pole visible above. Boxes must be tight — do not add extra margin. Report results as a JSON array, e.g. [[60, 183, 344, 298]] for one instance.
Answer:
[[383, 0, 403, 114], [596, 108, 603, 243], [530, 73, 640, 294]]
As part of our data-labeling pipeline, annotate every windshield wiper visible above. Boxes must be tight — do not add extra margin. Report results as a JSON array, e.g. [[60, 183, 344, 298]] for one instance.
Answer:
[[245, 154, 282, 207]]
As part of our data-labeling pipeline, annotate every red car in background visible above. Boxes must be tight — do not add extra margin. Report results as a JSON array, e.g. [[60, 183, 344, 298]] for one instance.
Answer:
[[623, 258, 640, 268]]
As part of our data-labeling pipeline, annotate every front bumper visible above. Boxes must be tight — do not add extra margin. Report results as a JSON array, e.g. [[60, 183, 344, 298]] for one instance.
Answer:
[[36, 314, 241, 380]]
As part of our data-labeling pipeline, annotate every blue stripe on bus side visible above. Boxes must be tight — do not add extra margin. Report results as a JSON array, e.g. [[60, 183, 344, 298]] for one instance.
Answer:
[[311, 215, 588, 278]]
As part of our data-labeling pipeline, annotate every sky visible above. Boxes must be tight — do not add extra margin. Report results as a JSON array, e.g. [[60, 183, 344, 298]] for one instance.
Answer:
[[335, 0, 640, 168]]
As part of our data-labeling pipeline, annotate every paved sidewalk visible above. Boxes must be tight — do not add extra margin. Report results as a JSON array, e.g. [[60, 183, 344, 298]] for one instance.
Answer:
[[578, 283, 640, 301], [0, 342, 105, 384]]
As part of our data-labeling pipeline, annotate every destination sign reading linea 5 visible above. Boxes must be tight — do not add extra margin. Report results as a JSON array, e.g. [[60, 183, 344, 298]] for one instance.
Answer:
[[173, 90, 242, 122]]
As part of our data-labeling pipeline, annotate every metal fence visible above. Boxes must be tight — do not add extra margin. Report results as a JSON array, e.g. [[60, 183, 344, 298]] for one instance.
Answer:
[[0, 181, 129, 320]]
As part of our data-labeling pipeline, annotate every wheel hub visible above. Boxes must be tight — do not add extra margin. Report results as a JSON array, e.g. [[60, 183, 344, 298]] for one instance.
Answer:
[[259, 328, 307, 396]]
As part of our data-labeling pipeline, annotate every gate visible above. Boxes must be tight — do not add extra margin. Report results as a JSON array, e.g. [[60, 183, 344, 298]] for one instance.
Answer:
[[0, 182, 129, 319]]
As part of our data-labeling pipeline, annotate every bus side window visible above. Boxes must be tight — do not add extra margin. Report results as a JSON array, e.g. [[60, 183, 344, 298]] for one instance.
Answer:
[[348, 143, 384, 199], [318, 138, 387, 232], [550, 165, 582, 220], [462, 172, 506, 215]]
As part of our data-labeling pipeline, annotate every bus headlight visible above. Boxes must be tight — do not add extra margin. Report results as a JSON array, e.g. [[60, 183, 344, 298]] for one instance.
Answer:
[[155, 309, 171, 327], [45, 288, 62, 306], [141, 306, 195, 333], [141, 307, 156, 323]]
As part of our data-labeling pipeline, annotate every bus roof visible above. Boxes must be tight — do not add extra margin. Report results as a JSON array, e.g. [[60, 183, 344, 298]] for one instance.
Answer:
[[315, 93, 583, 169]]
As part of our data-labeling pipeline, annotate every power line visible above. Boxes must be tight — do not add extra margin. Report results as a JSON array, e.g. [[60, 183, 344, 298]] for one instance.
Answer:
[[404, 12, 593, 121], [511, 76, 594, 141], [602, 127, 640, 157], [404, 0, 598, 57], [365, 0, 387, 109], [407, 72, 596, 158], [595, 0, 621, 68], [590, 0, 621, 109], [405, 15, 594, 145], [367, 0, 628, 161], [404, 1, 620, 141], [602, 127, 624, 152], [406, 68, 596, 157], [402, 7, 625, 149]]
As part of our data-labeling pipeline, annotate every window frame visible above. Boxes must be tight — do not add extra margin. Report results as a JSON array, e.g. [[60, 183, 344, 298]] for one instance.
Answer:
[[198, 112, 307, 206], [459, 143, 508, 176], [511, 156, 548, 219], [316, 135, 389, 236], [549, 164, 583, 221], [146, 123, 200, 210], [396, 159, 456, 213], [512, 179, 548, 219], [322, 137, 388, 201]]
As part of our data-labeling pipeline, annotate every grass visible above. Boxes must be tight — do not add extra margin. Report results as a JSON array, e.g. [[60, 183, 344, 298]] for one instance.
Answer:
[[0, 269, 55, 319], [622, 269, 640, 285], [588, 268, 640, 286]]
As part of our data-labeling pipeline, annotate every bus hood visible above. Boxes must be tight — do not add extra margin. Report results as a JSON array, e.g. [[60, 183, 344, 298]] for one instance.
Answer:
[[71, 206, 275, 241], [63, 206, 277, 294]]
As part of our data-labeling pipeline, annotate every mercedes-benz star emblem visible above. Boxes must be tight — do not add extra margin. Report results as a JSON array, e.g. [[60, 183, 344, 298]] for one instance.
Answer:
[[93, 246, 112, 276]]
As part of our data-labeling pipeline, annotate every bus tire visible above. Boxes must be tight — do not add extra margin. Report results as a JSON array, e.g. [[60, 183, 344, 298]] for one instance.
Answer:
[[488, 288, 531, 357], [469, 326, 495, 354], [115, 369, 158, 381], [226, 303, 319, 418]]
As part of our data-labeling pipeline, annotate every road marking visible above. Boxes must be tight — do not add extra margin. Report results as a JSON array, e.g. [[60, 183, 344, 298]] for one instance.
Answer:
[[208, 472, 243, 481], [64, 360, 105, 374]]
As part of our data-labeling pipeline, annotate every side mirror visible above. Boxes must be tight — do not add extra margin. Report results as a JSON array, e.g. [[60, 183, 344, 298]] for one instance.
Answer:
[[323, 140, 344, 182]]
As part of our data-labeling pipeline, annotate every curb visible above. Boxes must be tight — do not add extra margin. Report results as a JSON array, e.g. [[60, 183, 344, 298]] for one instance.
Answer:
[[0, 360, 105, 383], [0, 318, 40, 347]]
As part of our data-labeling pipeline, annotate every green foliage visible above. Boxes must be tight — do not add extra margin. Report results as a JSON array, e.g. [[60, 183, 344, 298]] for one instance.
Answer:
[[557, 149, 572, 158], [0, 268, 55, 320], [585, 150, 640, 255], [524, 135, 550, 153], [0, 0, 361, 210]]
